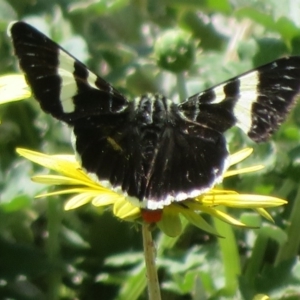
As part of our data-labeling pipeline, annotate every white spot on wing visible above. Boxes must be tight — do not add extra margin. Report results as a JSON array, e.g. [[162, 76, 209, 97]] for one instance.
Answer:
[[86, 71, 98, 89], [286, 65, 296, 70], [277, 95, 286, 102], [207, 71, 259, 133], [283, 75, 294, 80], [281, 86, 293, 91], [233, 71, 259, 133], [58, 51, 77, 113]]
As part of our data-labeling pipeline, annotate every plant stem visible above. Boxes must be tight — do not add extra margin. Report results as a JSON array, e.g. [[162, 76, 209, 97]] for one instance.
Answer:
[[275, 185, 300, 265], [213, 207, 240, 296], [46, 198, 63, 300], [142, 223, 161, 300], [176, 72, 188, 100], [118, 220, 187, 300], [244, 233, 268, 286]]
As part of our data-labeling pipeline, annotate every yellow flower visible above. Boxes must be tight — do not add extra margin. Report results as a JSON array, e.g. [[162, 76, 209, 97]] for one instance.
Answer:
[[0, 74, 31, 104], [253, 294, 269, 300], [16, 147, 286, 237]]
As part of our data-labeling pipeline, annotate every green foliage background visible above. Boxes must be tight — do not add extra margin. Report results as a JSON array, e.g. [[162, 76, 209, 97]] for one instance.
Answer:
[[1, 0, 300, 299]]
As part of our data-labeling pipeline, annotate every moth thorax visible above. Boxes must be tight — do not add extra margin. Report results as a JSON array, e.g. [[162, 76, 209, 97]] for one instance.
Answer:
[[135, 94, 171, 127]]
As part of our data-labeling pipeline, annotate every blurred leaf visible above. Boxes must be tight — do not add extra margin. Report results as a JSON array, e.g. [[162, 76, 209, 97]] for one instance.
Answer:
[[281, 126, 300, 141], [276, 17, 300, 41], [240, 212, 262, 227], [61, 36, 90, 63], [0, 280, 46, 300], [1, 159, 45, 211], [181, 12, 226, 50], [69, 0, 130, 14], [257, 258, 300, 296], [61, 226, 90, 249], [235, 8, 276, 30], [165, 0, 231, 12], [126, 64, 160, 96], [104, 252, 143, 267], [0, 194, 31, 212], [117, 264, 146, 300], [0, 237, 53, 279], [205, 0, 231, 12], [258, 224, 288, 245], [236, 8, 300, 41], [0, 0, 17, 27], [253, 38, 288, 66]]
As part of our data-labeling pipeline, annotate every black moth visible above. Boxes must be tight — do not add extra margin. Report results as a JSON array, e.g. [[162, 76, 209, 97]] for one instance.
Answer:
[[9, 21, 300, 209]]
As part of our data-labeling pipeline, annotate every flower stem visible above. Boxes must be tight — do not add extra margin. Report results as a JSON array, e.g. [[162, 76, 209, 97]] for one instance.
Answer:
[[142, 223, 161, 300], [118, 221, 186, 300], [46, 197, 63, 300], [213, 207, 240, 296], [176, 72, 188, 100], [244, 233, 268, 286], [275, 185, 300, 265]]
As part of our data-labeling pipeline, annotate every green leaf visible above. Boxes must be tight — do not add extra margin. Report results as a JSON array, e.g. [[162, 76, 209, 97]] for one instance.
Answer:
[[0, 0, 16, 27], [1, 160, 44, 211], [104, 252, 143, 267], [205, 0, 231, 12], [259, 224, 288, 245], [69, 0, 130, 14], [0, 194, 31, 212], [0, 238, 53, 279], [236, 7, 300, 42], [257, 258, 300, 297], [235, 8, 276, 31]]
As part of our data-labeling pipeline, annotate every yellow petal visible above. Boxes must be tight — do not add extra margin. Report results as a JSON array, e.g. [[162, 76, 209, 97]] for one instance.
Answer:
[[253, 294, 269, 300], [113, 198, 140, 220], [254, 208, 274, 222], [64, 193, 95, 210], [92, 193, 122, 207], [52, 155, 77, 162], [201, 194, 286, 208], [32, 174, 89, 185], [228, 148, 253, 166], [224, 165, 264, 177], [205, 189, 238, 195], [200, 206, 248, 227], [17, 148, 79, 171], [0, 74, 31, 104], [17, 148, 99, 187], [35, 188, 108, 198]]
